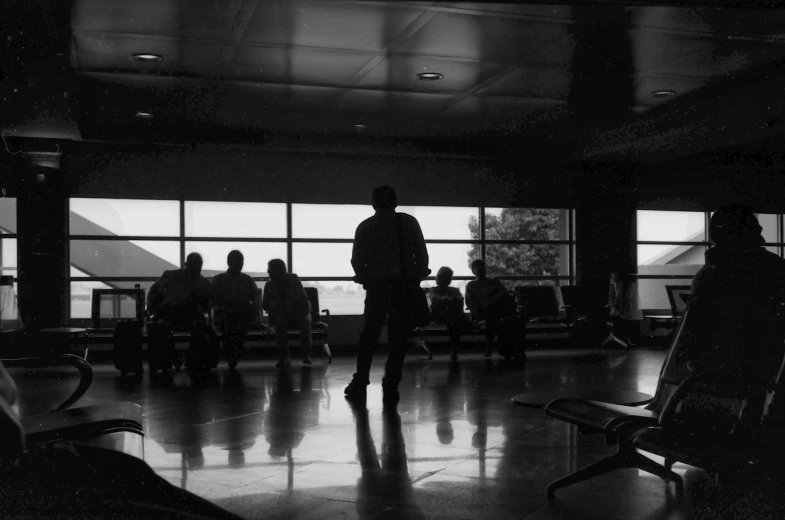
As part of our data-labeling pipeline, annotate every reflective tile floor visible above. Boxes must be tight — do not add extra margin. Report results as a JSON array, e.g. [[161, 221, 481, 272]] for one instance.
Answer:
[[11, 346, 785, 519]]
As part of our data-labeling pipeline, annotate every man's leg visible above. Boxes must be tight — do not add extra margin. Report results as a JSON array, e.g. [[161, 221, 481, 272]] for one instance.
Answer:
[[298, 314, 313, 363], [347, 284, 387, 397], [383, 308, 410, 392], [445, 319, 462, 360]]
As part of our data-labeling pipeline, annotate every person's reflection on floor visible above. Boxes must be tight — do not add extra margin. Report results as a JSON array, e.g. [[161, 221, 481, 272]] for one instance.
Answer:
[[264, 370, 302, 459], [434, 361, 463, 445], [209, 370, 265, 468], [467, 367, 501, 483], [350, 403, 426, 519]]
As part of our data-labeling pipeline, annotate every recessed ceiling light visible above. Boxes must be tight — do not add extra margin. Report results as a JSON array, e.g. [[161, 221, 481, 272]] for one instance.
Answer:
[[135, 111, 154, 119], [132, 54, 163, 61], [651, 90, 676, 98], [354, 124, 367, 130], [416, 72, 443, 81]]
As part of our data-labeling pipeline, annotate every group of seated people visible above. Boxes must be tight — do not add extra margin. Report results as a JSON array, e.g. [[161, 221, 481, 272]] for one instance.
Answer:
[[147, 250, 312, 369]]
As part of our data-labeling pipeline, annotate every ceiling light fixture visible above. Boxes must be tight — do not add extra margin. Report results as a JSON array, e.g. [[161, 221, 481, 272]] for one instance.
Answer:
[[354, 124, 367, 130], [650, 90, 676, 98], [132, 53, 163, 61], [416, 72, 443, 81], [135, 111, 154, 119]]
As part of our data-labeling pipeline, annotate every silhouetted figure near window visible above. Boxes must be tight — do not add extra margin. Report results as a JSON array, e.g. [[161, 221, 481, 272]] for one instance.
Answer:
[[0, 360, 242, 520], [212, 250, 259, 370], [692, 205, 785, 302], [148, 253, 213, 327], [465, 259, 514, 357], [147, 253, 213, 374], [428, 266, 472, 361], [603, 270, 641, 349], [262, 259, 312, 368], [345, 185, 430, 405]]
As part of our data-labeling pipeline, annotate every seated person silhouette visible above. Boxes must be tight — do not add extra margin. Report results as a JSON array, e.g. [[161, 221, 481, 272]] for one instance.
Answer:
[[603, 270, 641, 348], [465, 259, 515, 357], [0, 360, 242, 519], [147, 253, 214, 373], [148, 253, 213, 328], [262, 259, 312, 368], [428, 266, 472, 361], [212, 250, 260, 370]]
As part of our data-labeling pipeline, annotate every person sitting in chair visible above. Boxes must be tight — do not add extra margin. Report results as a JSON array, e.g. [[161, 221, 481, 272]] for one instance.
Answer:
[[262, 259, 312, 368], [212, 250, 260, 370], [147, 252, 213, 329], [428, 266, 472, 361], [465, 259, 514, 357]]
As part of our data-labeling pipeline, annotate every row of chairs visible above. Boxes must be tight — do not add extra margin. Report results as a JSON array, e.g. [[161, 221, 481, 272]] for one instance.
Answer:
[[543, 295, 785, 497], [88, 287, 332, 362]]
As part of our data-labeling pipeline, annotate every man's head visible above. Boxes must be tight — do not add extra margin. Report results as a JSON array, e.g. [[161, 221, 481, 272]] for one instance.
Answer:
[[185, 253, 203, 277], [470, 259, 487, 279], [371, 185, 397, 211], [709, 204, 764, 248], [227, 250, 244, 273], [436, 266, 454, 288], [267, 258, 288, 282]]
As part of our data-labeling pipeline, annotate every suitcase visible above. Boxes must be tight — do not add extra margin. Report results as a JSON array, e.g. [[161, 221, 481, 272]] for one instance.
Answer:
[[147, 321, 178, 376], [113, 319, 144, 378], [497, 313, 527, 364], [113, 284, 145, 379]]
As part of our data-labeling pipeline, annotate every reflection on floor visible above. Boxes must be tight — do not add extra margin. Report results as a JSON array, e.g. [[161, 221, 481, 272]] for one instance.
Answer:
[[11, 347, 785, 519]]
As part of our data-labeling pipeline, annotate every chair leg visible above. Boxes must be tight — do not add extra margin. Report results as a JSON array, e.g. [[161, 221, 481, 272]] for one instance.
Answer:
[[323, 342, 332, 364], [413, 338, 432, 360], [546, 439, 683, 498]]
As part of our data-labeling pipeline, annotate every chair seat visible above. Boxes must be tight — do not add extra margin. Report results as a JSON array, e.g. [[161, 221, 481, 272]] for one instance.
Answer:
[[22, 403, 144, 447], [545, 398, 659, 432], [633, 426, 755, 471]]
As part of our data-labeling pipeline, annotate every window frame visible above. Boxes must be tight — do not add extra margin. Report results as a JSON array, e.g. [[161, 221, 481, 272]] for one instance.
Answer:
[[67, 198, 576, 318]]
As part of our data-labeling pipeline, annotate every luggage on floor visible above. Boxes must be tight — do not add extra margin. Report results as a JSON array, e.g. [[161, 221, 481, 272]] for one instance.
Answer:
[[147, 321, 177, 376], [113, 319, 144, 378], [497, 313, 527, 363]]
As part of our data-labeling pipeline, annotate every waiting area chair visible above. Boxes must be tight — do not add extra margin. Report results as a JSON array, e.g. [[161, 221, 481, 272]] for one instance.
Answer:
[[259, 287, 332, 363], [543, 296, 785, 498], [2, 354, 144, 459]]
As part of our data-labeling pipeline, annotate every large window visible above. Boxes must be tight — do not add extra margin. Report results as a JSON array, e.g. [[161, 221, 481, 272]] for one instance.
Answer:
[[0, 198, 17, 290], [637, 210, 785, 310], [69, 199, 575, 317]]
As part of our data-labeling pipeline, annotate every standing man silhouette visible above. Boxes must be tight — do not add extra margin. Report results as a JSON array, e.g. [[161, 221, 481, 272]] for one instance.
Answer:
[[345, 185, 430, 405]]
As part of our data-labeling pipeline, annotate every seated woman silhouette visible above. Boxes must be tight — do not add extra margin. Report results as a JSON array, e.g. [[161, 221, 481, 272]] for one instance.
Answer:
[[262, 259, 312, 368], [428, 266, 472, 361], [465, 259, 514, 357]]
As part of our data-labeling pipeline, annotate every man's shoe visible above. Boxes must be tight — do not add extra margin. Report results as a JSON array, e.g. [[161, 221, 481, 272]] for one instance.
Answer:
[[344, 379, 368, 400]]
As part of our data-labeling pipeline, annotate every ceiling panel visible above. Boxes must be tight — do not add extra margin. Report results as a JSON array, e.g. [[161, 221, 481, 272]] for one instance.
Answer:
[[652, 40, 785, 79], [475, 65, 571, 100], [242, 1, 423, 52], [395, 11, 571, 63], [354, 55, 506, 94], [631, 29, 716, 75], [229, 46, 372, 86], [337, 89, 454, 116], [632, 74, 708, 111]]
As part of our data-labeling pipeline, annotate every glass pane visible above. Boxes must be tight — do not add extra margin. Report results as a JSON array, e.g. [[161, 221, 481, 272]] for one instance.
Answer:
[[484, 208, 565, 241], [766, 246, 780, 256], [184, 201, 286, 238], [70, 240, 180, 277], [425, 243, 477, 277], [1, 239, 17, 276], [758, 214, 779, 243], [638, 278, 693, 310], [292, 243, 353, 277], [185, 241, 286, 278], [638, 245, 706, 269], [637, 210, 705, 242], [301, 281, 365, 316], [485, 244, 562, 276], [70, 198, 179, 237], [70, 280, 154, 319], [292, 204, 371, 239], [397, 206, 479, 240], [0, 197, 17, 234]]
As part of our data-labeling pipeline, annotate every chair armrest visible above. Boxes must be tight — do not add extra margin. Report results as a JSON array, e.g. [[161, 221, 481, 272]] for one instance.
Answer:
[[1, 354, 93, 412], [321, 309, 331, 324]]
